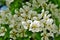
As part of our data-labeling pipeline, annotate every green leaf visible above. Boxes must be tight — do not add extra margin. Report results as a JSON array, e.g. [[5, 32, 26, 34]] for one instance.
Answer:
[[0, 36, 4, 40], [34, 32, 41, 40], [34, 7, 42, 13], [0, 38, 2, 40], [0, 0, 5, 6], [9, 0, 22, 15], [16, 37, 30, 40], [54, 34, 60, 40], [25, 30, 33, 36], [23, 37, 30, 40]]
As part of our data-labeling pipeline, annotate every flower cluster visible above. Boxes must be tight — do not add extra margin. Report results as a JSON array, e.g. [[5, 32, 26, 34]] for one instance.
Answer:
[[0, 0, 60, 40]]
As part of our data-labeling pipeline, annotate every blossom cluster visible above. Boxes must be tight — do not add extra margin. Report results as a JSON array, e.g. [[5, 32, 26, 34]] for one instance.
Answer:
[[0, 0, 60, 40]]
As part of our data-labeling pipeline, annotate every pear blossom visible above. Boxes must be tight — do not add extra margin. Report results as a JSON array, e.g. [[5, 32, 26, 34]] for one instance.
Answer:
[[22, 21, 28, 29], [10, 29, 18, 40], [46, 18, 53, 25], [29, 20, 41, 32], [0, 27, 7, 36]]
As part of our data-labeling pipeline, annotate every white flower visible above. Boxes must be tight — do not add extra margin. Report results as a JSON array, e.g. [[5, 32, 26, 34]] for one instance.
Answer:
[[26, 2, 31, 6], [28, 10, 37, 16], [41, 9, 50, 20], [47, 32, 54, 37], [13, 14, 18, 19], [0, 33, 5, 36], [19, 8, 25, 14], [39, 9, 45, 19], [37, 0, 48, 5], [21, 13, 26, 17], [41, 28, 49, 40], [38, 14, 43, 19], [32, 0, 40, 8], [23, 5, 30, 12], [46, 19, 53, 25], [43, 12, 48, 19], [22, 20, 32, 29], [32, 17, 38, 20], [0, 27, 7, 31], [41, 28, 54, 40], [52, 24, 58, 33], [22, 21, 28, 29], [27, 20, 32, 24], [29, 20, 41, 32], [10, 29, 17, 40], [0, 27, 7, 36], [45, 23, 57, 33], [15, 9, 18, 14], [9, 24, 14, 28], [6, 0, 14, 4], [41, 32, 54, 40], [41, 36, 49, 40]]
